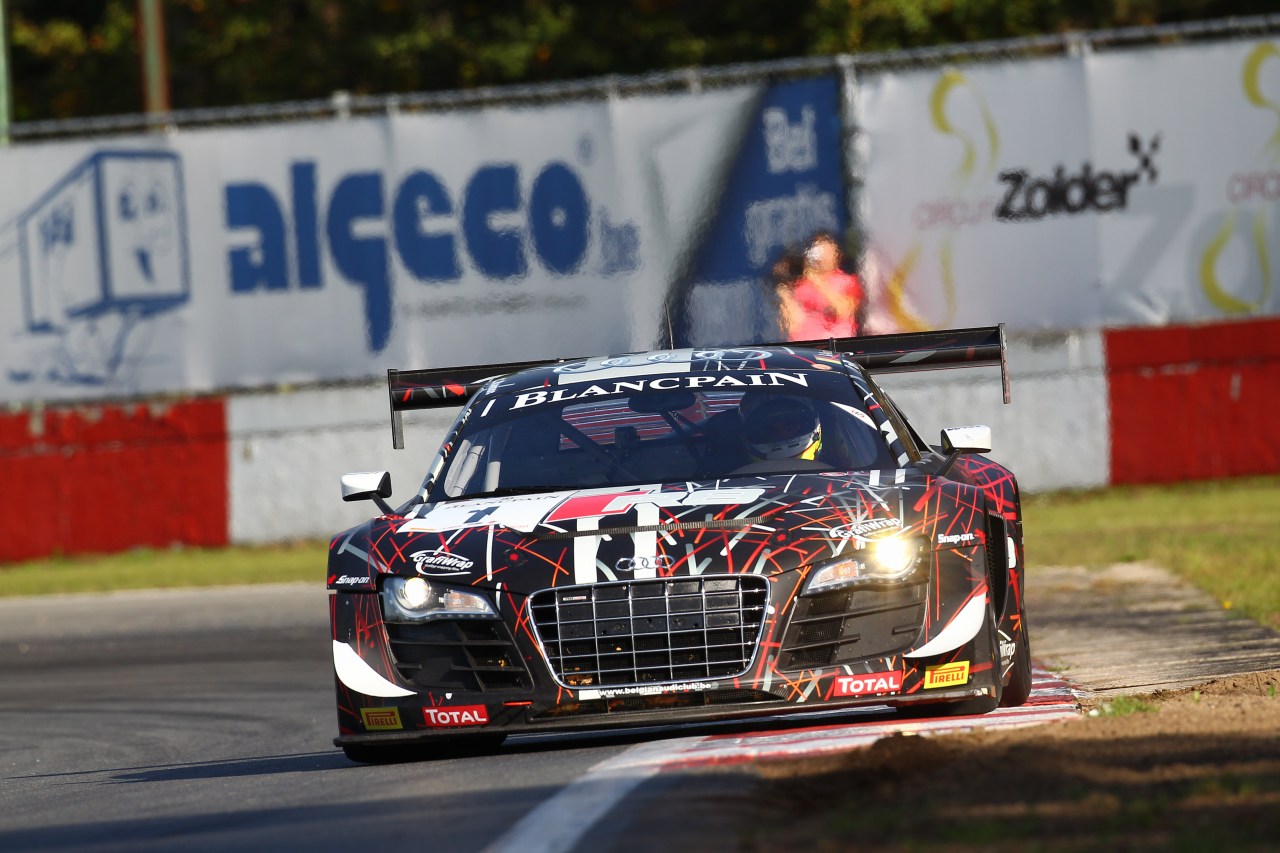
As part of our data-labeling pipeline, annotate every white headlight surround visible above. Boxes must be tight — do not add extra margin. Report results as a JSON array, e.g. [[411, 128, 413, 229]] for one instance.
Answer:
[[804, 536, 925, 594], [381, 576, 497, 622]]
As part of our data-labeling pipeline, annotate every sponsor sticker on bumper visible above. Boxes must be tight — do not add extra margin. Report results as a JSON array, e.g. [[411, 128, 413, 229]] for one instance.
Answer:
[[360, 707, 403, 730], [831, 670, 902, 697], [423, 705, 490, 727], [923, 660, 971, 689]]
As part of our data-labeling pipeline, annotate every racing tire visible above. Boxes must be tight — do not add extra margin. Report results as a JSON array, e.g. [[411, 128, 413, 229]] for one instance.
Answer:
[[999, 617, 1033, 707]]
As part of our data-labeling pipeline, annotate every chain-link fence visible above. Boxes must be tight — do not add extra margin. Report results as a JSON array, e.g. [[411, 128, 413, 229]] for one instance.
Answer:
[[8, 14, 1279, 143]]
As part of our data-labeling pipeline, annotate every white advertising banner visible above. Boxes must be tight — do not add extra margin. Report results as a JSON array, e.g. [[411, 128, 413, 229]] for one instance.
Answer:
[[859, 57, 1098, 333], [1088, 40, 1280, 324], [857, 36, 1280, 333], [0, 87, 763, 404]]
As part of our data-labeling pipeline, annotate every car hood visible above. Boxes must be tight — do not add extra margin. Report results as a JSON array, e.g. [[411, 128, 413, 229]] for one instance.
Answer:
[[337, 472, 953, 593]]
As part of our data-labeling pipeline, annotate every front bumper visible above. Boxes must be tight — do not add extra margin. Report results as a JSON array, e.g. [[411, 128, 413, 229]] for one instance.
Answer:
[[332, 681, 998, 748], [330, 554, 1001, 745]]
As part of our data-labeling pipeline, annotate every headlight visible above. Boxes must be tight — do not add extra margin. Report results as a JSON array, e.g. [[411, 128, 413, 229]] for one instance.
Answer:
[[395, 576, 433, 609], [869, 537, 920, 578], [381, 576, 497, 622], [805, 536, 924, 593]]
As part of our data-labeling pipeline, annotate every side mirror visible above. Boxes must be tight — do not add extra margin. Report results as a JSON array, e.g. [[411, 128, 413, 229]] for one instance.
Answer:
[[940, 425, 992, 455], [341, 471, 395, 515], [937, 425, 992, 477]]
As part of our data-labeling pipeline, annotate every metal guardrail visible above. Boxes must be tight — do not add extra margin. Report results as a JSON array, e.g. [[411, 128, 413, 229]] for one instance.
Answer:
[[8, 13, 1280, 142]]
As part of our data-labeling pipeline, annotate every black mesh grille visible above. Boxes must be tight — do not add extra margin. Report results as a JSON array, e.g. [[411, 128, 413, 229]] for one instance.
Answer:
[[779, 580, 927, 670], [986, 516, 1008, 615], [529, 576, 768, 688], [385, 619, 532, 692]]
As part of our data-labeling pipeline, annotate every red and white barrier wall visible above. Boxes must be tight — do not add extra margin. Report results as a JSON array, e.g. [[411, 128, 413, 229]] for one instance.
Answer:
[[0, 399, 228, 563], [3, 317, 1277, 563], [1104, 320, 1280, 484]]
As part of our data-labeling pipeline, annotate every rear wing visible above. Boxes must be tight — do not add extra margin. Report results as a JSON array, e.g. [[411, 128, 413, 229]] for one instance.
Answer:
[[789, 324, 1010, 403], [387, 357, 564, 449], [386, 324, 1008, 448]]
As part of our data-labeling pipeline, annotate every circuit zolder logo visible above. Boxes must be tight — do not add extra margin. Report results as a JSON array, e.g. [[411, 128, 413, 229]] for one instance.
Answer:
[[996, 133, 1160, 222]]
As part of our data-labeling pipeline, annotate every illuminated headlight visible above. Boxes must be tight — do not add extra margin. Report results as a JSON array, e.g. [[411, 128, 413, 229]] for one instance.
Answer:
[[381, 576, 497, 622], [805, 536, 925, 593], [869, 537, 921, 578]]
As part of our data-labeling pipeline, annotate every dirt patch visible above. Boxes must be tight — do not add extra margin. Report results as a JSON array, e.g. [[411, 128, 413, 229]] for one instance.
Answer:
[[746, 669, 1280, 851], [1028, 564, 1280, 695]]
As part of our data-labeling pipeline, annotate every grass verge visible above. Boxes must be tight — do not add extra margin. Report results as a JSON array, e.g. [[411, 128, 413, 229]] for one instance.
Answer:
[[1, 476, 1277, 622], [0, 540, 327, 597]]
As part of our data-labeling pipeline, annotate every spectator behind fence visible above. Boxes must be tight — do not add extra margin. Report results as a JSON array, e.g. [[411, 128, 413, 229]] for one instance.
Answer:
[[769, 244, 805, 342], [781, 232, 866, 341]]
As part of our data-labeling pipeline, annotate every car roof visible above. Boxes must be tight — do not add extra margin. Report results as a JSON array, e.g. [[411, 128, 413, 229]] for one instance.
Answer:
[[480, 346, 853, 396]]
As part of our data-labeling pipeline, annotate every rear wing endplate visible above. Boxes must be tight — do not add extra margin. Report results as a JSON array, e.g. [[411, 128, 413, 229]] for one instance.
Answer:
[[388, 357, 566, 449], [386, 324, 1008, 448]]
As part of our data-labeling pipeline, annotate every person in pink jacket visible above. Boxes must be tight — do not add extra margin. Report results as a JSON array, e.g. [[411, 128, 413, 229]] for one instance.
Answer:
[[779, 232, 866, 341]]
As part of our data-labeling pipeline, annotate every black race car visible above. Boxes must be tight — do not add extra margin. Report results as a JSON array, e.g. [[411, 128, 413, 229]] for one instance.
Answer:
[[327, 326, 1031, 762]]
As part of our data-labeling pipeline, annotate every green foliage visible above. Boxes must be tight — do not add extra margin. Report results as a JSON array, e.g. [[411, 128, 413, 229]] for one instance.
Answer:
[[9, 1, 140, 119], [1092, 695, 1156, 716], [6, 0, 1279, 121]]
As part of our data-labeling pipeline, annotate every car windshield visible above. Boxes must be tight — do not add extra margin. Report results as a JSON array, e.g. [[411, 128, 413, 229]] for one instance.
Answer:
[[427, 371, 896, 501]]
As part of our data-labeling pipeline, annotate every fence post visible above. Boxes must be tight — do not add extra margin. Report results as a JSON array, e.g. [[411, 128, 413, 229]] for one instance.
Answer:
[[0, 0, 11, 147], [137, 0, 172, 129], [836, 54, 867, 277]]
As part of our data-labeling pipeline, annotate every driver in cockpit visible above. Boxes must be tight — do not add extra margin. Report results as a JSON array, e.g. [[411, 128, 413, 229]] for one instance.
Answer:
[[739, 395, 823, 462]]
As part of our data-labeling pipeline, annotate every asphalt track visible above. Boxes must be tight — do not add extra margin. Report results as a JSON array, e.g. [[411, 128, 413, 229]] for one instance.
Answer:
[[10, 560, 1280, 845], [8, 571, 1258, 853], [1, 584, 643, 852]]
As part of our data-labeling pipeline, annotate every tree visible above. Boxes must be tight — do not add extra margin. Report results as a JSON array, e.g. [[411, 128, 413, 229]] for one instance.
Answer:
[[6, 0, 1276, 123]]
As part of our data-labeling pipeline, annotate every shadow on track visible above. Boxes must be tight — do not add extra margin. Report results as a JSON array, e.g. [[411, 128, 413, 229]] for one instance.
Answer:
[[10, 751, 348, 784]]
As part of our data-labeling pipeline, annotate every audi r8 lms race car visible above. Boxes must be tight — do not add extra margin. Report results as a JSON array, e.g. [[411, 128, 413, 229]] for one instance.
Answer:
[[327, 326, 1031, 762]]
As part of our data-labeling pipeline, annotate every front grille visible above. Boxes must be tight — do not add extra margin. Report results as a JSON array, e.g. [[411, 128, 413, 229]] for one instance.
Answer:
[[779, 580, 927, 670], [529, 575, 769, 688], [385, 619, 532, 692]]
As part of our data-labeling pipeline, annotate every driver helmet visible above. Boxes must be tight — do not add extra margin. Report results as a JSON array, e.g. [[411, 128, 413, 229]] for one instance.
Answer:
[[740, 395, 823, 461]]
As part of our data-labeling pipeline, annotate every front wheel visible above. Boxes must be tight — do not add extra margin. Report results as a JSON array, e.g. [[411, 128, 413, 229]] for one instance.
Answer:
[[999, 618, 1033, 707]]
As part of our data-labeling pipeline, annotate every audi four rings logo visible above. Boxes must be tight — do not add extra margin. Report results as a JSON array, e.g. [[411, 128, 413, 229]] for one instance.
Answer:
[[615, 556, 673, 573]]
